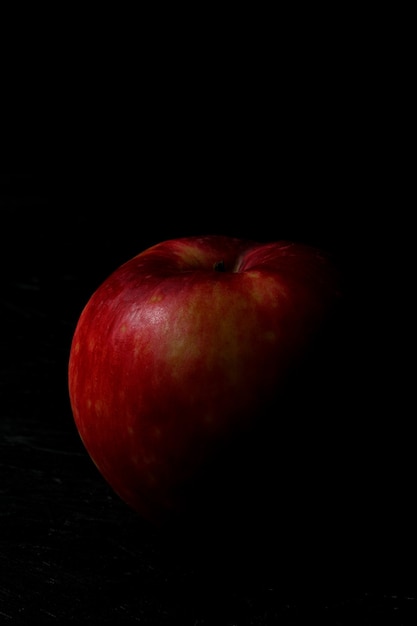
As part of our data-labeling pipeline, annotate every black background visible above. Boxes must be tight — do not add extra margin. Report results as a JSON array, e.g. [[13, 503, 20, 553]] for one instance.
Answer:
[[1, 15, 414, 624]]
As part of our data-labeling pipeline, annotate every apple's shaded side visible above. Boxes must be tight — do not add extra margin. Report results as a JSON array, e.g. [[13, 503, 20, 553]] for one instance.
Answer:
[[68, 236, 349, 548]]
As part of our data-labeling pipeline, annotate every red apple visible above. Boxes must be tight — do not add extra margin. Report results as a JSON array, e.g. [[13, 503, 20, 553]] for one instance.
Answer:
[[68, 235, 343, 531]]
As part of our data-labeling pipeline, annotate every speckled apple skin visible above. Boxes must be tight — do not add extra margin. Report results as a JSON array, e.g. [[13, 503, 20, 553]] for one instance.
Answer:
[[68, 235, 342, 526]]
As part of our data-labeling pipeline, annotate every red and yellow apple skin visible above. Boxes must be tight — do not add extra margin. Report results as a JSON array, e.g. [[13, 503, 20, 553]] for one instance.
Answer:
[[68, 235, 343, 527]]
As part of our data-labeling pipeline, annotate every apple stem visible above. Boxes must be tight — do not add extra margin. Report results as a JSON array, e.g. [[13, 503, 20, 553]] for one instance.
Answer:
[[213, 260, 226, 272]]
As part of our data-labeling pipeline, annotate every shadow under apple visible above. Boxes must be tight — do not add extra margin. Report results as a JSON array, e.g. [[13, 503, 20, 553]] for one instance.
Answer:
[[151, 309, 377, 596]]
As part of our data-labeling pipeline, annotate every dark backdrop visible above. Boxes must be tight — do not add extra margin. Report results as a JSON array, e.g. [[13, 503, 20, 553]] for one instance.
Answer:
[[1, 23, 414, 624]]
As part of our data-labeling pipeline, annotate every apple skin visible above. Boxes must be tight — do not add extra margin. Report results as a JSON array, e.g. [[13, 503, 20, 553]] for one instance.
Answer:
[[68, 235, 343, 530]]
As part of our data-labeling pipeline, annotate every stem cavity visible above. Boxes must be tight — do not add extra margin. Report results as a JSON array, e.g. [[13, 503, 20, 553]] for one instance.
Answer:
[[213, 260, 226, 272]]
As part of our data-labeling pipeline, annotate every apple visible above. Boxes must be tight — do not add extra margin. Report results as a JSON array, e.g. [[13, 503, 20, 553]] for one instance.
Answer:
[[68, 235, 344, 534]]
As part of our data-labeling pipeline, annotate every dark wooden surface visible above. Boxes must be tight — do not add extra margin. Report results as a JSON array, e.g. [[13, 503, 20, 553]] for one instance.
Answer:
[[1, 174, 415, 624]]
